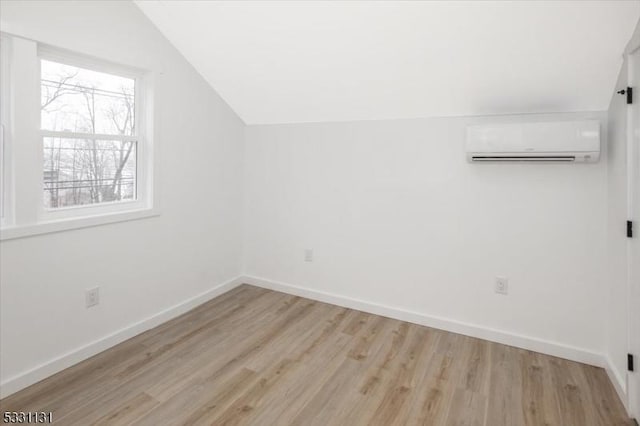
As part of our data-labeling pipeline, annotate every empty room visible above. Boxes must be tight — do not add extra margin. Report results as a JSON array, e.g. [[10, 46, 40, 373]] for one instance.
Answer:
[[0, 0, 639, 425]]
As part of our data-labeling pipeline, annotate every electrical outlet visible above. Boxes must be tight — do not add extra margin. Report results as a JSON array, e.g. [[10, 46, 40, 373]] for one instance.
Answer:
[[495, 277, 508, 295], [304, 249, 313, 262], [86, 287, 100, 308]]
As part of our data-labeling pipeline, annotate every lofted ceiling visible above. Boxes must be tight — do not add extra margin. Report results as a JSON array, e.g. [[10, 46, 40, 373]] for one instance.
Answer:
[[136, 1, 640, 125]]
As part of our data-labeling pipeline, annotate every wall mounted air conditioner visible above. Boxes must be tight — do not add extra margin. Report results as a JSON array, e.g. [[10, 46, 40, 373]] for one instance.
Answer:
[[466, 120, 600, 163]]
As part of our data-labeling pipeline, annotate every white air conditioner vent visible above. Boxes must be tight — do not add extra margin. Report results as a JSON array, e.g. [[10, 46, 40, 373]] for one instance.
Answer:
[[466, 121, 600, 163]]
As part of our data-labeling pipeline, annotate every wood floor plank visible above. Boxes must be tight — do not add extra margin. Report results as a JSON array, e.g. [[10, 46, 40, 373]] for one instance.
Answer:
[[443, 387, 487, 426], [484, 343, 526, 426], [140, 367, 258, 426], [349, 324, 431, 426], [321, 319, 403, 426], [248, 312, 359, 424], [521, 349, 555, 426], [0, 285, 633, 426], [386, 326, 440, 426], [343, 311, 372, 336], [458, 337, 491, 395], [288, 357, 366, 426], [405, 352, 459, 426], [92, 392, 159, 426], [208, 358, 300, 426]]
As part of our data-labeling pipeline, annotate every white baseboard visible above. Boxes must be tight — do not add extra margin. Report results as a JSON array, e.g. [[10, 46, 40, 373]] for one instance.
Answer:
[[0, 276, 244, 399], [242, 275, 606, 368], [605, 357, 629, 414]]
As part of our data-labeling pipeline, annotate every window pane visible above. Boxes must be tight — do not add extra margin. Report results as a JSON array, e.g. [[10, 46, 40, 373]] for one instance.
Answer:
[[43, 137, 137, 208], [41, 60, 135, 136]]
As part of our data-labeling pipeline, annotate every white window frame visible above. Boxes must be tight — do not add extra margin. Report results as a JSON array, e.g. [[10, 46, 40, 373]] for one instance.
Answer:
[[0, 34, 158, 240], [0, 34, 14, 230]]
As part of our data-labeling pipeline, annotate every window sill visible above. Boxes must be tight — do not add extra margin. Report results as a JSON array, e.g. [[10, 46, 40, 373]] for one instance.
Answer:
[[0, 208, 160, 241]]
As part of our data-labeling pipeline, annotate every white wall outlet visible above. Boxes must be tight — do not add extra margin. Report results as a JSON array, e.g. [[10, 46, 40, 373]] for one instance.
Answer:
[[495, 277, 508, 295], [86, 287, 100, 308], [304, 249, 314, 262]]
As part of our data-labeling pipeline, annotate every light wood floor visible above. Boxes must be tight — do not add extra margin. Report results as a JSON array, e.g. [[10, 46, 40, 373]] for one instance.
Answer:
[[0, 285, 632, 425]]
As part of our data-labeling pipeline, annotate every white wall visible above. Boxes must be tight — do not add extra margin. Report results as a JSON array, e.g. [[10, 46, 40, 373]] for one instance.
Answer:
[[243, 112, 608, 361], [0, 1, 245, 395]]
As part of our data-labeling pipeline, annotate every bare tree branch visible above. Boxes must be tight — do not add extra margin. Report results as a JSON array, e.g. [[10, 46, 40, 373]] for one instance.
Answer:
[[41, 71, 79, 111]]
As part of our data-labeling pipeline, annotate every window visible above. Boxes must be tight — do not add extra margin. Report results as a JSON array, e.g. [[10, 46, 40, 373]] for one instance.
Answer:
[[0, 34, 156, 240], [40, 59, 138, 209]]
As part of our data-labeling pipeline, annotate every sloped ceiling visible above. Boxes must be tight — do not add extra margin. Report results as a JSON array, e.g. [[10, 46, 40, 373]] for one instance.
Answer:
[[136, 1, 639, 125]]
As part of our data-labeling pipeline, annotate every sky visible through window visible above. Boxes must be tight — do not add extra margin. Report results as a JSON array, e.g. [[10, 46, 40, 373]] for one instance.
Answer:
[[41, 60, 135, 135]]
